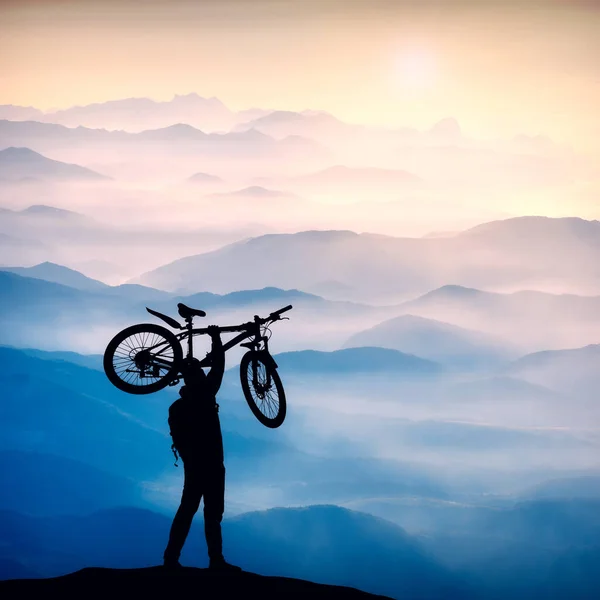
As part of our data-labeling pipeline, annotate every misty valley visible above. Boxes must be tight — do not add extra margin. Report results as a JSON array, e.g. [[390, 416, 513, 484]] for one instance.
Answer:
[[1, 92, 600, 600]]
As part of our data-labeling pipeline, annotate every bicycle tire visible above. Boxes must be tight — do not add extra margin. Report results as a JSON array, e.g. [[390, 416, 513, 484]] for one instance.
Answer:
[[103, 323, 183, 395], [240, 351, 287, 428]]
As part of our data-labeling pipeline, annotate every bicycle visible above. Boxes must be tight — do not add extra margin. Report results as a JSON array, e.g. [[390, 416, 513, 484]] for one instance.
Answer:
[[102, 302, 293, 428]]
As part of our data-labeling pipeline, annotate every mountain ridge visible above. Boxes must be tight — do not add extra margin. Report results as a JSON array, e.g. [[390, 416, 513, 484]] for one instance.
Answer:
[[0, 93, 236, 133], [0, 147, 110, 181], [0, 262, 108, 292], [133, 216, 600, 297], [274, 347, 440, 374], [0, 504, 466, 598], [343, 313, 513, 368]]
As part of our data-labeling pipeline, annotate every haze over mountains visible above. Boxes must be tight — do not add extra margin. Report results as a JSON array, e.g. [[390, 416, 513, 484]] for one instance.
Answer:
[[134, 217, 600, 301], [0, 504, 470, 599], [2, 95, 582, 186], [0, 202, 270, 281], [2, 343, 599, 598], [1, 91, 599, 598], [3, 212, 600, 355], [1, 92, 594, 227], [0, 118, 331, 182], [0, 93, 240, 133], [342, 314, 513, 368], [0, 112, 581, 199], [506, 344, 600, 398]]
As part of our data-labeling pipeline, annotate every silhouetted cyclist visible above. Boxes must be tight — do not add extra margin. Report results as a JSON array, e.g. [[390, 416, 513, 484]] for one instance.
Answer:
[[163, 325, 241, 572]]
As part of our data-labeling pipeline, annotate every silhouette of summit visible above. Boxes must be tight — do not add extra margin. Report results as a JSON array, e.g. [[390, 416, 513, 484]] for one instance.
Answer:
[[0, 566, 392, 600]]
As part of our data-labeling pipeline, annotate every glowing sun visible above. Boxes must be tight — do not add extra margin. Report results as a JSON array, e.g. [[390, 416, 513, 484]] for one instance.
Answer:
[[394, 49, 438, 91]]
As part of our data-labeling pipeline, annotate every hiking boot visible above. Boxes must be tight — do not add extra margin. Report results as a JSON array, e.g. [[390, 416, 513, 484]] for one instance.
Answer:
[[163, 558, 183, 569], [209, 558, 242, 573]]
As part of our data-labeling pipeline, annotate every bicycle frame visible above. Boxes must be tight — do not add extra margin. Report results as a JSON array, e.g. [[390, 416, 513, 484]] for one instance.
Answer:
[[145, 316, 272, 373], [132, 303, 292, 391], [105, 303, 291, 404], [181, 318, 268, 366]]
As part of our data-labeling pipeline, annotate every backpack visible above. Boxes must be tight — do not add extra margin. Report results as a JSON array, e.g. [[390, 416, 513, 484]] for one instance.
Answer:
[[168, 399, 185, 467], [167, 394, 221, 467]]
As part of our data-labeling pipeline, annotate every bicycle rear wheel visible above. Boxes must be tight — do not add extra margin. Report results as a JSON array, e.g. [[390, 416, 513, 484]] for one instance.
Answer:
[[240, 351, 286, 428], [103, 323, 183, 394]]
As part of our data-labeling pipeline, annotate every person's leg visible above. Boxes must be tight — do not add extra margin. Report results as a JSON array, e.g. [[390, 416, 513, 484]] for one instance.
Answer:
[[202, 464, 225, 563], [203, 464, 242, 572], [163, 461, 202, 564]]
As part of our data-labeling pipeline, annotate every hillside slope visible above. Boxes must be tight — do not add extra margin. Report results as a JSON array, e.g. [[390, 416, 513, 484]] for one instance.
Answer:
[[0, 566, 392, 599]]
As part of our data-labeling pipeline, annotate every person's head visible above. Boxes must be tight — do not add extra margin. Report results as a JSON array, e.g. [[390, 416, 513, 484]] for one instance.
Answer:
[[180, 358, 207, 397]]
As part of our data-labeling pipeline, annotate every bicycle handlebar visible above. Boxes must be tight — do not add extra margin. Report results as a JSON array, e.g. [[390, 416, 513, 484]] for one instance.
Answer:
[[193, 305, 293, 334], [270, 304, 293, 318]]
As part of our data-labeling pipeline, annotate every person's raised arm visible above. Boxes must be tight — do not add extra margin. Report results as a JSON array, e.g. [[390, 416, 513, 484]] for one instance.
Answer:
[[205, 325, 225, 396]]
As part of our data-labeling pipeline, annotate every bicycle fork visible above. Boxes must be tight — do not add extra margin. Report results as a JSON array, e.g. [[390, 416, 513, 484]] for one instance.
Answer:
[[249, 315, 274, 395]]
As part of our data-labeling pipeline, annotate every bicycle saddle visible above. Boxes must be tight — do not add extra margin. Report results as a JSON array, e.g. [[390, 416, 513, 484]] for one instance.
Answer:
[[177, 303, 206, 319]]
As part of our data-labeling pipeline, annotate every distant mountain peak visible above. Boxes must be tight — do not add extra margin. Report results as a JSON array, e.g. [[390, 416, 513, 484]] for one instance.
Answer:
[[234, 127, 271, 140], [255, 109, 341, 124], [0, 146, 110, 181], [173, 92, 201, 99], [253, 229, 359, 243], [187, 171, 223, 183], [509, 343, 600, 369], [207, 185, 295, 201], [274, 346, 440, 374], [0, 260, 107, 291], [233, 186, 288, 198], [461, 215, 600, 239], [34, 261, 67, 268], [298, 164, 421, 184], [430, 117, 462, 137], [20, 205, 83, 218], [257, 110, 304, 122], [0, 146, 42, 159], [436, 284, 482, 295], [399, 284, 490, 308], [417, 284, 485, 299], [171, 92, 226, 106], [159, 123, 204, 133]]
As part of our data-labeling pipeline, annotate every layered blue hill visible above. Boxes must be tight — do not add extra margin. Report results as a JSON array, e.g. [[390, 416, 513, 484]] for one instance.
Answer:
[[0, 346, 451, 515], [273, 347, 440, 375], [0, 504, 470, 599], [0, 262, 108, 292], [0, 451, 144, 516]]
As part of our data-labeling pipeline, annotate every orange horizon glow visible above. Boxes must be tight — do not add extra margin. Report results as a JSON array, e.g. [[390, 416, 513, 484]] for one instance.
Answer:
[[0, 1, 599, 154]]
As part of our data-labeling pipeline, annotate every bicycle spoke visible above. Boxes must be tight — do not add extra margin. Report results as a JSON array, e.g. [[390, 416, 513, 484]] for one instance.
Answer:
[[122, 337, 135, 353], [264, 389, 278, 417], [113, 359, 131, 367], [266, 395, 278, 418], [246, 359, 280, 421], [109, 328, 180, 389], [260, 397, 271, 418], [123, 369, 136, 385]]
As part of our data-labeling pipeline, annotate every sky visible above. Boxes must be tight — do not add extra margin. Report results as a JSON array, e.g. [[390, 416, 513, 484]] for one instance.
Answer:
[[1, 0, 600, 152]]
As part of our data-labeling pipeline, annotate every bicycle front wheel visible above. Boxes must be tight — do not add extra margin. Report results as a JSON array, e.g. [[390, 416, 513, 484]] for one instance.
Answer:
[[103, 323, 183, 394], [240, 351, 287, 428]]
